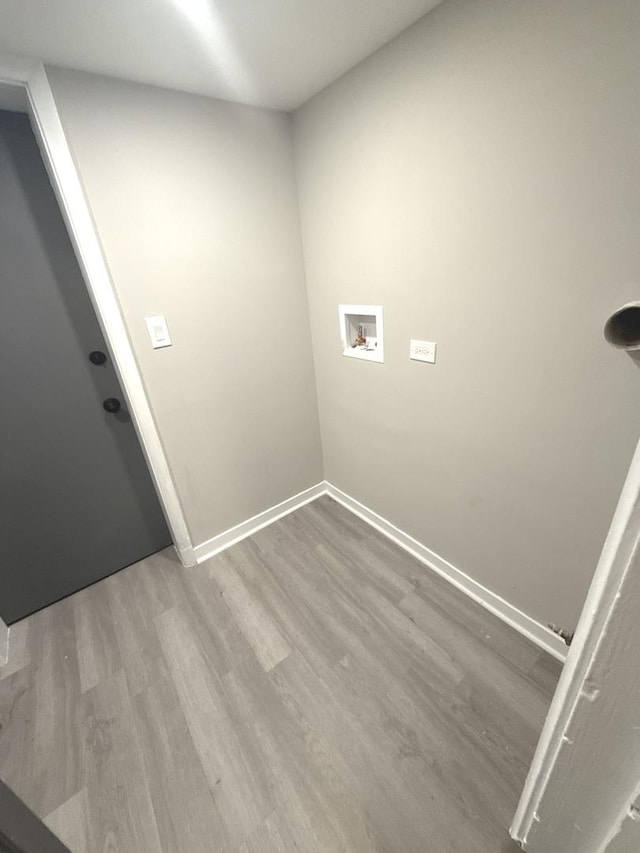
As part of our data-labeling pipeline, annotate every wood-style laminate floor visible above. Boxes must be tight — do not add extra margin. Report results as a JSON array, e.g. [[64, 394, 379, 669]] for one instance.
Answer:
[[0, 496, 561, 852]]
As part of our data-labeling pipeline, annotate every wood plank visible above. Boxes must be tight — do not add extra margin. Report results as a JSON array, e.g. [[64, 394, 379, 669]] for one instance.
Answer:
[[79, 669, 161, 852], [224, 652, 375, 852], [133, 672, 224, 853], [0, 599, 82, 817], [210, 552, 292, 672], [73, 583, 121, 694], [156, 606, 273, 849]]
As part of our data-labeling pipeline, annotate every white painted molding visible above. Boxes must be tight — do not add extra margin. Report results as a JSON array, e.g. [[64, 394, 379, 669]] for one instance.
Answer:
[[194, 478, 566, 660], [511, 435, 640, 850], [0, 54, 196, 568], [0, 617, 8, 667], [324, 482, 568, 663], [194, 482, 327, 563]]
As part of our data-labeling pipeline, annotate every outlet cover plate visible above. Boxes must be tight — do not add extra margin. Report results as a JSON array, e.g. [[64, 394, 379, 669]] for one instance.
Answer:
[[410, 339, 436, 363]]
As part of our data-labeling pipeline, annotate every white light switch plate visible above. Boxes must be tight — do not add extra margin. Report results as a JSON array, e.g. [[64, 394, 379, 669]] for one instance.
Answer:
[[410, 339, 436, 363], [145, 315, 172, 349]]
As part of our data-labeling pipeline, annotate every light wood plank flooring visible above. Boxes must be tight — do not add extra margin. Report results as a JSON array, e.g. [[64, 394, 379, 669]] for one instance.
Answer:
[[0, 496, 561, 852]]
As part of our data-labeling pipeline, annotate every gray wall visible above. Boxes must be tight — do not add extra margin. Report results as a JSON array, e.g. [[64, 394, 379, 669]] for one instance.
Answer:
[[47, 68, 323, 548], [293, 0, 640, 629]]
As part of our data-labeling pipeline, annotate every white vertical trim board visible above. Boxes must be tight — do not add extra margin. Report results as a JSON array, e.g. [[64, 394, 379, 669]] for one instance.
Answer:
[[0, 54, 196, 567], [324, 482, 568, 663], [0, 617, 8, 667], [510, 434, 640, 851], [194, 482, 327, 562]]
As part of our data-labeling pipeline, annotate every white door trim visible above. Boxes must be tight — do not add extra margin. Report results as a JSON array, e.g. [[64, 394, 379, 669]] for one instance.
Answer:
[[0, 617, 8, 666], [0, 55, 196, 566], [194, 482, 327, 562], [511, 434, 640, 848]]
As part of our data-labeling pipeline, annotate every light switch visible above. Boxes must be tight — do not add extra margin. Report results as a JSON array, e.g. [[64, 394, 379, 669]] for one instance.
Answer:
[[145, 315, 172, 349], [410, 339, 436, 363]]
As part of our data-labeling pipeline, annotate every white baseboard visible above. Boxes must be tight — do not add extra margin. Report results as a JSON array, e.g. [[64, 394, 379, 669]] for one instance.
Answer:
[[192, 478, 567, 662], [174, 543, 197, 568], [0, 617, 8, 666], [193, 482, 327, 564], [324, 482, 568, 663]]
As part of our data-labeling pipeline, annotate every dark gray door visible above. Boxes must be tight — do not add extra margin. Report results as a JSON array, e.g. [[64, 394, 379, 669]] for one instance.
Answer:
[[0, 110, 171, 625]]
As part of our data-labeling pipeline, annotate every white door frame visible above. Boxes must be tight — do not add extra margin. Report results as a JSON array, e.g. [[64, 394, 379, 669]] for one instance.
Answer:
[[0, 55, 196, 567], [511, 431, 640, 849]]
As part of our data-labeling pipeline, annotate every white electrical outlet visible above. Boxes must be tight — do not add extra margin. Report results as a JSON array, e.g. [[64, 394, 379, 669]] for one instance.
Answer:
[[410, 339, 436, 363]]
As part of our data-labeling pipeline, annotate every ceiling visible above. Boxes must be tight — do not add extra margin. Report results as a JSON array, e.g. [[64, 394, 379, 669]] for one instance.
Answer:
[[0, 0, 443, 111]]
